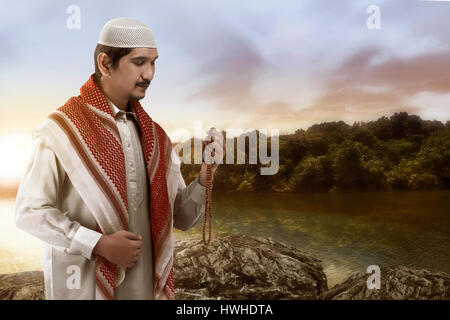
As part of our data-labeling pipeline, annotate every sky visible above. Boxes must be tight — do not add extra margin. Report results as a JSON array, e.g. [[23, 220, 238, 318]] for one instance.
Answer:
[[1, 0, 450, 187]]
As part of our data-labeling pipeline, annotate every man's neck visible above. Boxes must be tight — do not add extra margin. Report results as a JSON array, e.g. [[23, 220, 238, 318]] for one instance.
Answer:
[[98, 77, 128, 111]]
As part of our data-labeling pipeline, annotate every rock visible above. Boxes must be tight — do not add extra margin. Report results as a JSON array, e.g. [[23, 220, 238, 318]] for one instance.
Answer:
[[319, 265, 450, 300], [173, 233, 328, 299], [0, 233, 327, 300], [0, 271, 44, 300], [3, 236, 449, 300]]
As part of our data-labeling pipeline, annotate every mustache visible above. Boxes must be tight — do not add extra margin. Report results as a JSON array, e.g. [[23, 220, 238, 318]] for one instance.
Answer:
[[136, 80, 150, 87]]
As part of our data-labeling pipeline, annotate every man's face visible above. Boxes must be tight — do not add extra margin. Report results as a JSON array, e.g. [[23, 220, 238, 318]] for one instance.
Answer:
[[108, 47, 158, 102]]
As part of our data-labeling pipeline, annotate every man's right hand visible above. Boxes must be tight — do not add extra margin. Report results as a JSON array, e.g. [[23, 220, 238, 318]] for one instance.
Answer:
[[93, 230, 143, 268]]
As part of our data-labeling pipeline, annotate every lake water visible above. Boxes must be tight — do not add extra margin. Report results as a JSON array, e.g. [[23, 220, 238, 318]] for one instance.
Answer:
[[1, 190, 449, 288]]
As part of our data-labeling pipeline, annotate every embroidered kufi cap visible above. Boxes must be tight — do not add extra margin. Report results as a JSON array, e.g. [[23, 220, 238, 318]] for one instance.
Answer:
[[98, 17, 157, 48]]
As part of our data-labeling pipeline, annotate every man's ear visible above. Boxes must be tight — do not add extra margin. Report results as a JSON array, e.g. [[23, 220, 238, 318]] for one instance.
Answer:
[[97, 52, 112, 77]]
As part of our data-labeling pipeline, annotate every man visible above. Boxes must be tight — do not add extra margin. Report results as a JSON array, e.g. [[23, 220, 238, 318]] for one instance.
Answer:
[[14, 17, 222, 300]]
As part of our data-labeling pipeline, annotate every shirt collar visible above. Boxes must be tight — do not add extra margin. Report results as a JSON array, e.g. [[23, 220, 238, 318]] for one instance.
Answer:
[[107, 99, 138, 121]]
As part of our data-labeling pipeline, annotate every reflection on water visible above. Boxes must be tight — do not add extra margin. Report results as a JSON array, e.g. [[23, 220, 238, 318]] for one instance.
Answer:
[[1, 190, 449, 288], [175, 190, 450, 288]]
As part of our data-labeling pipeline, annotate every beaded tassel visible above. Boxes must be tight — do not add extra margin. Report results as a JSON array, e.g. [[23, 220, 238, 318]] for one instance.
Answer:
[[202, 141, 214, 246]]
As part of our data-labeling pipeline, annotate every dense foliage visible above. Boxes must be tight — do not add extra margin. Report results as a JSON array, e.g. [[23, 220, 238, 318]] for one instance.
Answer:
[[180, 112, 450, 193]]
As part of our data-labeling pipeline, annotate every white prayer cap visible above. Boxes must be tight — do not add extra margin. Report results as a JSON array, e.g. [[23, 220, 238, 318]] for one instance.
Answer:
[[98, 17, 157, 48]]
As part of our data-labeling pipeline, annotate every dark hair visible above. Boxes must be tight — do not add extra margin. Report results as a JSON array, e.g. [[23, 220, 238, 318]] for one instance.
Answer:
[[94, 44, 133, 80]]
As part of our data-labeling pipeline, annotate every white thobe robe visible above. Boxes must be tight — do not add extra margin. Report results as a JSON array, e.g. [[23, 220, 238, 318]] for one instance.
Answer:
[[14, 99, 206, 300]]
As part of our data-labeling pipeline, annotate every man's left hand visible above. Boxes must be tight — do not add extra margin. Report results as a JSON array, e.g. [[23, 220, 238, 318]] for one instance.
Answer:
[[199, 127, 224, 187]]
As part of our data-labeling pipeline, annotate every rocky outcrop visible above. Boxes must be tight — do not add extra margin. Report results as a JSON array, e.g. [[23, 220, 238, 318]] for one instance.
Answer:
[[0, 271, 44, 300], [0, 233, 327, 300], [173, 233, 328, 300], [1, 235, 449, 300], [320, 265, 450, 300]]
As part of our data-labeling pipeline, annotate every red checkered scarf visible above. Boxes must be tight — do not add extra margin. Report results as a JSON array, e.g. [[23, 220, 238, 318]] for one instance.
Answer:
[[47, 74, 175, 300]]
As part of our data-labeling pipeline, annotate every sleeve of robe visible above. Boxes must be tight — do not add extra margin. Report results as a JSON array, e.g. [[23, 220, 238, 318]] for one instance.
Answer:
[[14, 134, 102, 260], [173, 171, 206, 232], [15, 131, 206, 256]]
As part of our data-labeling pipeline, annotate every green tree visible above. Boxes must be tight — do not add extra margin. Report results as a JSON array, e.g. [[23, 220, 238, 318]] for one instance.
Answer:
[[415, 130, 450, 187], [288, 155, 333, 192], [361, 159, 388, 190], [334, 140, 364, 191]]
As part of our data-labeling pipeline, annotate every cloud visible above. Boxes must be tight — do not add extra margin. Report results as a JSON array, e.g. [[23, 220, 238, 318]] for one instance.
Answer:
[[295, 46, 450, 127], [328, 46, 450, 95], [239, 45, 448, 130], [243, 94, 421, 133], [185, 24, 264, 108], [299, 94, 421, 124], [314, 87, 407, 111]]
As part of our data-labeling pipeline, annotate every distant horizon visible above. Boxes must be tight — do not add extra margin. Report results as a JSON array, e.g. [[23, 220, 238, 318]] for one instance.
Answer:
[[2, 0, 450, 188], [1, 110, 448, 192], [3, 1, 450, 136]]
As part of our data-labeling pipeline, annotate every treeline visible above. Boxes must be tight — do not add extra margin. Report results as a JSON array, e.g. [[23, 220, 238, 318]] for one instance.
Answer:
[[179, 112, 450, 193]]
